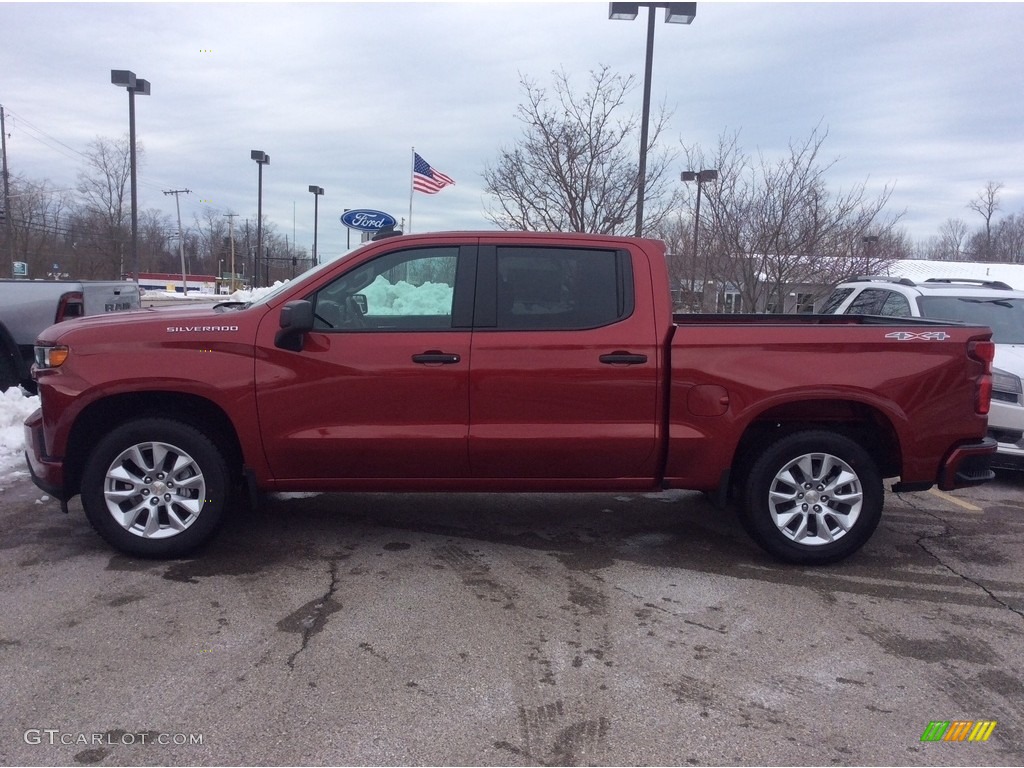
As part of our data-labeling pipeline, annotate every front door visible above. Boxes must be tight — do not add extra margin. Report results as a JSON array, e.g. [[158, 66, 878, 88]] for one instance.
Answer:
[[256, 245, 474, 481]]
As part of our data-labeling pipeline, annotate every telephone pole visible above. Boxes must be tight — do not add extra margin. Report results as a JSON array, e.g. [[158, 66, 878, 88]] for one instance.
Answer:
[[163, 188, 191, 294], [1, 105, 13, 266], [225, 213, 238, 293]]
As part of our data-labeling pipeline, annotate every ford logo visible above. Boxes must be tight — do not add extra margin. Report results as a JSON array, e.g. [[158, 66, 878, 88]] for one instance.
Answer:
[[341, 209, 397, 232]]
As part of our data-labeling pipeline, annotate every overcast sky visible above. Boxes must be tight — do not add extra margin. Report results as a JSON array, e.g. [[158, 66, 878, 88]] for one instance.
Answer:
[[3, 1, 1023, 262]]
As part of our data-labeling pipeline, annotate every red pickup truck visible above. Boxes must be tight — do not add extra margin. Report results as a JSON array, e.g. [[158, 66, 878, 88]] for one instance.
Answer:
[[24, 231, 996, 564]]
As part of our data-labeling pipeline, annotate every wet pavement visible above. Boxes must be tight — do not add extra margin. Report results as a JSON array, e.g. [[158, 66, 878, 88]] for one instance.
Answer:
[[1, 473, 1022, 766]]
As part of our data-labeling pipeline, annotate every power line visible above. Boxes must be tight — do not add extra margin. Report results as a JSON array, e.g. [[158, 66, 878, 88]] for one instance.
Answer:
[[1, 103, 183, 198], [1, 105, 86, 163]]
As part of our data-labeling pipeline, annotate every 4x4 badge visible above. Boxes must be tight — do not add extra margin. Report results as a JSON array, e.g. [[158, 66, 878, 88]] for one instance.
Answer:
[[885, 331, 951, 341]]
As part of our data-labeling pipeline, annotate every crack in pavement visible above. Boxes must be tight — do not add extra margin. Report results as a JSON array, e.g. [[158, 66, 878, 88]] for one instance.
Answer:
[[896, 493, 1024, 622], [276, 557, 343, 669]]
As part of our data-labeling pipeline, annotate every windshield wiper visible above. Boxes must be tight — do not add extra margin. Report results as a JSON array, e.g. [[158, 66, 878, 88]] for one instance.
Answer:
[[960, 298, 1016, 309]]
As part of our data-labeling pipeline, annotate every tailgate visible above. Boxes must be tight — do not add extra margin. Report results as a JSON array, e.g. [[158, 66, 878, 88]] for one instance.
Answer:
[[81, 282, 141, 315]]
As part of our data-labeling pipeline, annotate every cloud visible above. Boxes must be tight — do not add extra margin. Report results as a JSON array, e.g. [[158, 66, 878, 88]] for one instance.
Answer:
[[3, 1, 1023, 258]]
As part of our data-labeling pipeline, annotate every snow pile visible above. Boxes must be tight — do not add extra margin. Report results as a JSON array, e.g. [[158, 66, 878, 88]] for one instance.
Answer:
[[0, 388, 39, 486], [230, 283, 285, 303], [141, 282, 285, 303], [362, 276, 453, 316]]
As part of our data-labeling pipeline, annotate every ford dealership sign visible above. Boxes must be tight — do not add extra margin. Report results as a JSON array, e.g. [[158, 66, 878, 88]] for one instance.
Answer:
[[341, 209, 397, 232]]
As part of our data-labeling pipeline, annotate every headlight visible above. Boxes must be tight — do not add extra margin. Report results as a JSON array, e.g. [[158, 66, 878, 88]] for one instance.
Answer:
[[34, 344, 69, 370], [991, 366, 1023, 404]]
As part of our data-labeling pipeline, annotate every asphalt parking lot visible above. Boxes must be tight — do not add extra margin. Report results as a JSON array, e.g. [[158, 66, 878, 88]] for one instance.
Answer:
[[1, 472, 1022, 767]]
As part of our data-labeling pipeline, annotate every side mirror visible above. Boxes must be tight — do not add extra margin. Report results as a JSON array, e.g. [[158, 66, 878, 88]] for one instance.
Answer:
[[275, 300, 314, 352]]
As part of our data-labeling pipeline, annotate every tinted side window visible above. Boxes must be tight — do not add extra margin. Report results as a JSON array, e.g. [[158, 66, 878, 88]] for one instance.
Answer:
[[878, 292, 911, 317], [818, 287, 853, 314], [311, 246, 460, 331], [846, 288, 889, 315], [494, 247, 632, 330]]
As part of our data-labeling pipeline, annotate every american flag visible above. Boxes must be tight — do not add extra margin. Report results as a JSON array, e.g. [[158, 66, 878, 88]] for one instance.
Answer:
[[412, 152, 455, 194]]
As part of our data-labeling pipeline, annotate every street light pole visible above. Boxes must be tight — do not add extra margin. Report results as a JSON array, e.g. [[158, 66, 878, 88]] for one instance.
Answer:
[[111, 70, 150, 282], [251, 150, 270, 287], [862, 234, 879, 275], [609, 2, 696, 237], [682, 168, 718, 303], [308, 186, 324, 266], [635, 6, 657, 239]]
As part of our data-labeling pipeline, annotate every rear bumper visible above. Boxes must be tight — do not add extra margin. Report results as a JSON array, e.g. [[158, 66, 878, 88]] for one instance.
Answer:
[[938, 437, 997, 491], [893, 437, 997, 493], [23, 408, 68, 500]]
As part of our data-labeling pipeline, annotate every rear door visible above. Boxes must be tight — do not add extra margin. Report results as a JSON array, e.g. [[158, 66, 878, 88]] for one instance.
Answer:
[[467, 243, 660, 480]]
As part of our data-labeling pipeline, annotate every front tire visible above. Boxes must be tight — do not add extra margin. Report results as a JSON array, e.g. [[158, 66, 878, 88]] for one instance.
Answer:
[[81, 418, 230, 558], [739, 430, 883, 565]]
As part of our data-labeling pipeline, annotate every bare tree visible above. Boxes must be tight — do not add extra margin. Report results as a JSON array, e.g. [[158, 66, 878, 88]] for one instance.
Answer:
[[992, 213, 1024, 263], [483, 66, 679, 235], [192, 209, 230, 276], [652, 209, 696, 308], [138, 208, 175, 274], [72, 135, 137, 278], [4, 175, 72, 278], [674, 126, 902, 312], [937, 218, 970, 261], [967, 180, 1003, 260]]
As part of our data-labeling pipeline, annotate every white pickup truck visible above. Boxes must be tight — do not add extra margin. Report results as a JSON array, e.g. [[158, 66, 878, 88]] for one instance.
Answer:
[[0, 279, 140, 392]]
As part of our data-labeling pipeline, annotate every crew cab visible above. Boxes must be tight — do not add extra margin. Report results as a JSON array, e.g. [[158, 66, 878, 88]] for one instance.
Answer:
[[24, 232, 997, 564]]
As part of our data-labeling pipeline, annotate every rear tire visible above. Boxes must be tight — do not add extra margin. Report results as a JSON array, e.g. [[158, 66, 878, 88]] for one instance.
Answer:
[[739, 430, 883, 565], [81, 418, 230, 558]]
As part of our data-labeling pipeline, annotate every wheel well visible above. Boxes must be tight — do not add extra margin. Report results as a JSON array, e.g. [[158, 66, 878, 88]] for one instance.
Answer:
[[729, 400, 901, 498], [64, 392, 244, 497]]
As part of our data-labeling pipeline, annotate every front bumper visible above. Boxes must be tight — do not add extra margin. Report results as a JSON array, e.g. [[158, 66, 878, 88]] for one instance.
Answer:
[[987, 399, 1024, 470], [23, 408, 68, 500]]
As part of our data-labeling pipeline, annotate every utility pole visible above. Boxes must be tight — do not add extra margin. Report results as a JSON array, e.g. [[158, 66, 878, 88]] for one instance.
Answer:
[[163, 188, 191, 294], [244, 219, 251, 288], [1, 105, 13, 266], [225, 213, 238, 293]]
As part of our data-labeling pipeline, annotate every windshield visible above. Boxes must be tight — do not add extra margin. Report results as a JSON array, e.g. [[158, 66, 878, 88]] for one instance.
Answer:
[[918, 296, 1024, 344]]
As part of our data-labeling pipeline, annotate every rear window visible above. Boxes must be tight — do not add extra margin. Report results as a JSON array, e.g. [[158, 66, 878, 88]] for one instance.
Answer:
[[818, 288, 853, 314], [918, 296, 1024, 344], [846, 288, 889, 315]]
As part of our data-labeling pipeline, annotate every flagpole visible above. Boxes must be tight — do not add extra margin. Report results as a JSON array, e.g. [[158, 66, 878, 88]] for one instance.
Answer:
[[408, 146, 415, 234]]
